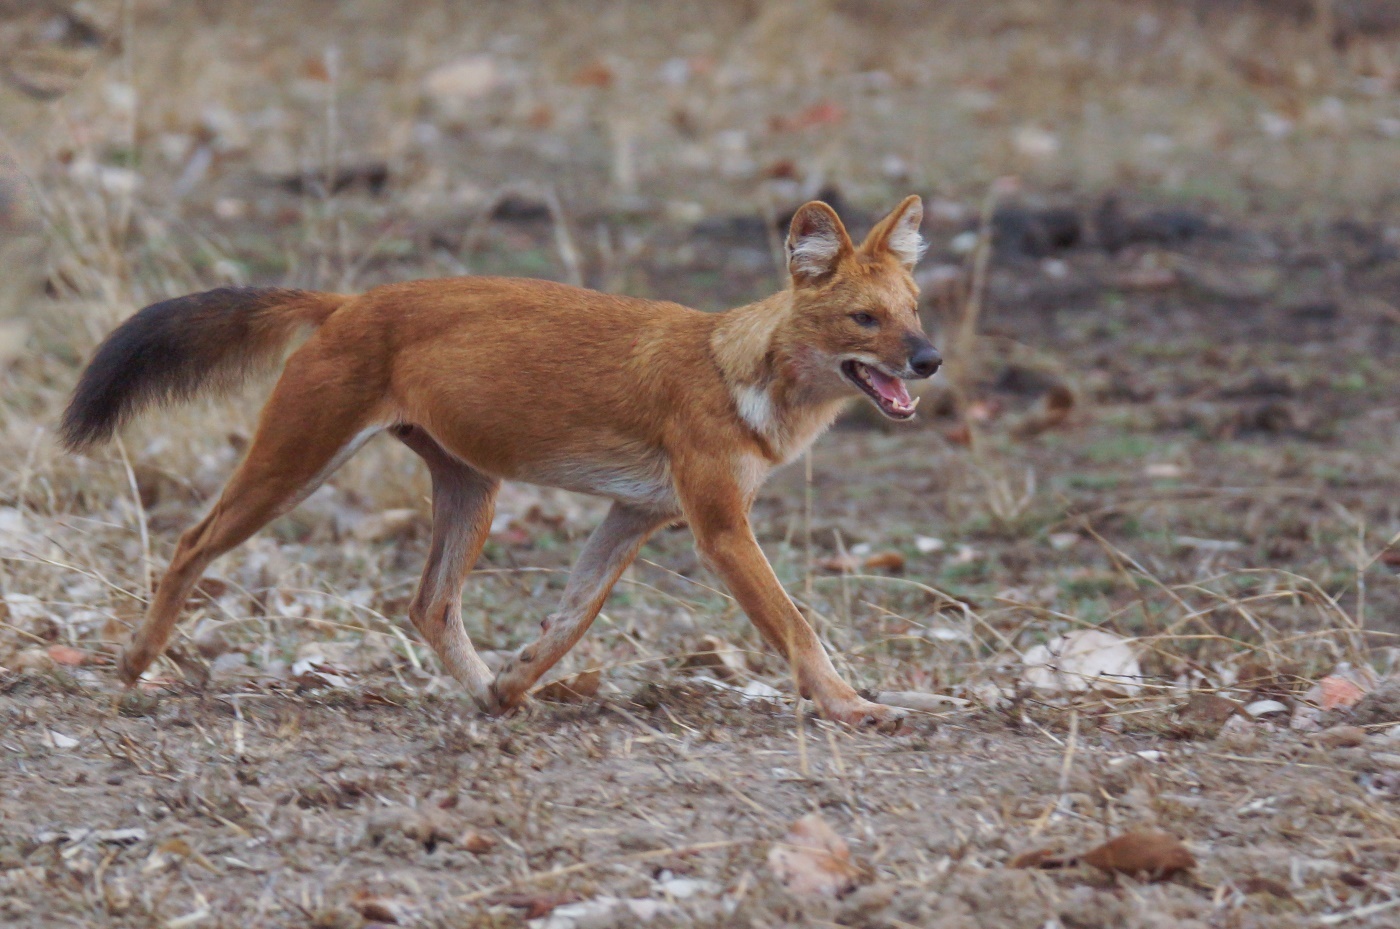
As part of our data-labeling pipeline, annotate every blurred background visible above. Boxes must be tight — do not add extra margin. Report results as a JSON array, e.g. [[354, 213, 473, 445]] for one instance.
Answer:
[[1, 0, 1399, 705]]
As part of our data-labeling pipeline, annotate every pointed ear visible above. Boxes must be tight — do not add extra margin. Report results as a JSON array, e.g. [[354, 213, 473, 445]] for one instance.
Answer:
[[861, 194, 925, 271], [786, 201, 853, 287]]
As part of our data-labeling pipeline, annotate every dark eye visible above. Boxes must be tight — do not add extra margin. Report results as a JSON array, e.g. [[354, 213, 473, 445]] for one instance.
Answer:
[[850, 312, 878, 328]]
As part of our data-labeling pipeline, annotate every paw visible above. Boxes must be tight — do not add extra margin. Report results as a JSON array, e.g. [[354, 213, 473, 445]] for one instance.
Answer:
[[825, 699, 908, 734], [115, 647, 146, 688], [479, 680, 527, 717]]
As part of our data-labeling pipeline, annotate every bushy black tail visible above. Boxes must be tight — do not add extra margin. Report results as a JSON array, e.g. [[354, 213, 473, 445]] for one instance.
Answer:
[[59, 287, 343, 452]]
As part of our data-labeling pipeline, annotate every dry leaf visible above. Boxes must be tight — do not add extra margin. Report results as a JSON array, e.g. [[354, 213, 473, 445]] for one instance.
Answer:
[[1172, 693, 1243, 738], [1318, 676, 1367, 711], [45, 645, 90, 667], [816, 552, 860, 573], [1081, 830, 1195, 881], [768, 814, 863, 898], [572, 61, 615, 88], [1021, 629, 1143, 696], [1312, 724, 1367, 748], [534, 668, 601, 703], [350, 508, 422, 542], [350, 890, 414, 925], [1009, 847, 1072, 869], [366, 807, 457, 848], [770, 100, 846, 132], [1012, 384, 1076, 439], [44, 729, 79, 750], [460, 830, 496, 854], [862, 550, 906, 572], [487, 891, 582, 919], [681, 635, 746, 680]]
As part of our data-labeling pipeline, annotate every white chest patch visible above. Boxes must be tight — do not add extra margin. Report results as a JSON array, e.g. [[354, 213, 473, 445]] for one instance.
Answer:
[[734, 384, 775, 437]]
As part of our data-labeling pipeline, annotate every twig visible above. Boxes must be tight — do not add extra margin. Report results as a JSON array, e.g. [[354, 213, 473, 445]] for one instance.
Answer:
[[458, 840, 750, 903], [114, 437, 151, 602]]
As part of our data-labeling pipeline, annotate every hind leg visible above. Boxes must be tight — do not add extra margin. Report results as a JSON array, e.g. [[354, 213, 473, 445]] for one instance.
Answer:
[[394, 426, 499, 708], [119, 369, 384, 685]]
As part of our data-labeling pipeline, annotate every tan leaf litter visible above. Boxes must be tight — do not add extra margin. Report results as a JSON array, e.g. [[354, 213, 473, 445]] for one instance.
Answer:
[[768, 814, 863, 898], [534, 668, 601, 703], [1021, 629, 1143, 696], [1081, 830, 1195, 881], [681, 635, 746, 679], [1012, 829, 1195, 883]]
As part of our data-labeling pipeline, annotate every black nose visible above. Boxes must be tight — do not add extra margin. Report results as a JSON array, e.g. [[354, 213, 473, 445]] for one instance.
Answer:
[[909, 341, 942, 378]]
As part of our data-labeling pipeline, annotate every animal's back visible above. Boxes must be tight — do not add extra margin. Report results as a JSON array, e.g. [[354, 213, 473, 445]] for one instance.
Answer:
[[320, 276, 724, 483]]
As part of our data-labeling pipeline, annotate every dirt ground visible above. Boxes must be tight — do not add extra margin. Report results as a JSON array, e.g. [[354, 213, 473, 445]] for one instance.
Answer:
[[3, 1, 1400, 926]]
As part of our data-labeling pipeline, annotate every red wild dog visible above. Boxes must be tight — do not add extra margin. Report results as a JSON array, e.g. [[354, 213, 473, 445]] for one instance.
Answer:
[[60, 196, 940, 731]]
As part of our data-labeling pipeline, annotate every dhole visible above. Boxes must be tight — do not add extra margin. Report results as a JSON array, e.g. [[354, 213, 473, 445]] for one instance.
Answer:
[[61, 196, 940, 731]]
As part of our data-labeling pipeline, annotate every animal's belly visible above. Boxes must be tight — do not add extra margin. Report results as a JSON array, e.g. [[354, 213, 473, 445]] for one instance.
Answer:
[[517, 453, 677, 510]]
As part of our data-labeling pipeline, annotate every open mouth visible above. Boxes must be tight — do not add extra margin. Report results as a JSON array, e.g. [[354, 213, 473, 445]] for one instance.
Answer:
[[841, 360, 919, 420]]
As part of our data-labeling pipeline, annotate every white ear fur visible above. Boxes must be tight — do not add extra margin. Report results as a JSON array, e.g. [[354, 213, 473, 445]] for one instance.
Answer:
[[786, 205, 847, 283], [884, 200, 926, 270], [789, 229, 842, 279]]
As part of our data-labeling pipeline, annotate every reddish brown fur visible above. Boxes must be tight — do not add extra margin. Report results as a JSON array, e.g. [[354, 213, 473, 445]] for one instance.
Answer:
[[66, 196, 939, 732]]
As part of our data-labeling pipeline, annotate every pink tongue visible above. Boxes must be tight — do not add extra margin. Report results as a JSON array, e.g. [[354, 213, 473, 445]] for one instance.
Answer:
[[867, 367, 911, 406]]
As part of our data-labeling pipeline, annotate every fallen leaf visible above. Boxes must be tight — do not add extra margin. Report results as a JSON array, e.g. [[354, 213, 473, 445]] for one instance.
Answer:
[[422, 56, 497, 104], [770, 100, 846, 133], [1010, 847, 1072, 869], [572, 61, 615, 88], [534, 668, 601, 703], [1144, 462, 1186, 479], [816, 553, 860, 573], [290, 657, 353, 689], [486, 891, 581, 919], [350, 889, 415, 924], [460, 830, 496, 854], [1172, 693, 1243, 738], [366, 807, 457, 849], [1012, 384, 1076, 439], [1237, 876, 1295, 898], [350, 508, 422, 542], [1244, 699, 1289, 718], [45, 645, 90, 667], [681, 635, 746, 680], [862, 550, 906, 572], [1080, 830, 1195, 881], [1316, 675, 1367, 711], [768, 814, 863, 898], [1312, 724, 1367, 748], [944, 423, 972, 446], [965, 399, 1003, 423], [44, 729, 79, 750], [1021, 629, 1143, 696]]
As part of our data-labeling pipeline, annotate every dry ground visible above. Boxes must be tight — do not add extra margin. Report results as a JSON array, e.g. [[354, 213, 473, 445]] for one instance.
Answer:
[[3, 1, 1400, 926]]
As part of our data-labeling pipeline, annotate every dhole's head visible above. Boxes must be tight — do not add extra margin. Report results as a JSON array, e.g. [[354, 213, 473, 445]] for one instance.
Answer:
[[783, 195, 940, 420]]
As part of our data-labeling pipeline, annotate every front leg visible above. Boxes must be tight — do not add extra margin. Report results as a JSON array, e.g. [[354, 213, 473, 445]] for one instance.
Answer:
[[488, 502, 670, 713], [674, 457, 906, 733]]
